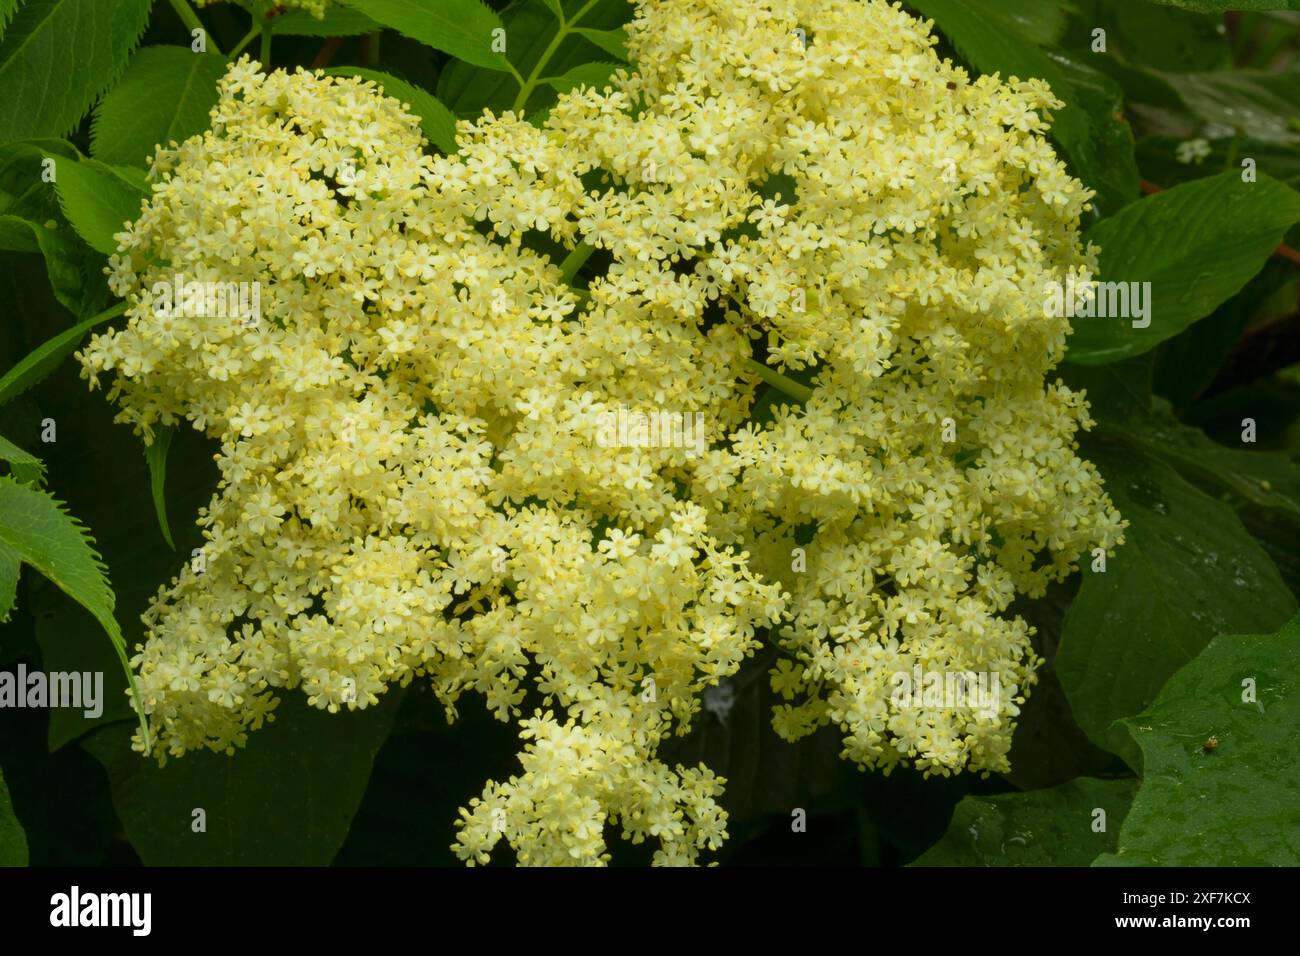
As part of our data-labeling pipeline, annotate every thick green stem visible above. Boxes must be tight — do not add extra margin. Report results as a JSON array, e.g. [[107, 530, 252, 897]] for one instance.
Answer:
[[115, 639, 153, 756], [229, 24, 259, 60], [511, 0, 602, 112], [746, 359, 813, 403], [168, 0, 223, 55], [558, 240, 595, 284], [259, 25, 272, 67], [723, 291, 818, 402], [0, 302, 128, 405]]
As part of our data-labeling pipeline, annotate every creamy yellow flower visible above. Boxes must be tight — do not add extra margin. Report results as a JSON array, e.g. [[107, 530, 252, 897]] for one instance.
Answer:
[[80, 0, 1123, 866]]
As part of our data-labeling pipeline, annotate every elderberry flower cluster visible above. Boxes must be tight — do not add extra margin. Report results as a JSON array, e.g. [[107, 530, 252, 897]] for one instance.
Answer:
[[79, 0, 1123, 865]]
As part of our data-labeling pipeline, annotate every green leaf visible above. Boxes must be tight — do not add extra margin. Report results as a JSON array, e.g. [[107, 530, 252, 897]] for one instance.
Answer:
[[0, 475, 148, 749], [0, 0, 21, 40], [1056, 437, 1297, 764], [26, 393, 217, 750], [1143, 136, 1300, 195], [47, 155, 145, 256], [1068, 359, 1300, 521], [436, 0, 630, 115], [1046, 50, 1141, 217], [0, 432, 44, 486], [1002, 582, 1123, 790], [0, 215, 89, 315], [572, 27, 628, 61], [909, 0, 1073, 93], [1229, 11, 1300, 70], [0, 0, 152, 142], [542, 60, 620, 96], [1153, 260, 1295, 409], [1240, 501, 1300, 604], [0, 766, 27, 866], [0, 535, 16, 622], [1145, 1, 1300, 12], [90, 47, 226, 168], [270, 7, 381, 36], [144, 425, 173, 549], [1172, 69, 1300, 146], [0, 139, 102, 315], [1104, 402, 1300, 527], [539, 0, 565, 20], [1185, 379, 1300, 452], [1057, 354, 1156, 425], [0, 301, 125, 408], [337, 0, 510, 72], [437, 0, 554, 113], [325, 68, 457, 154], [1065, 173, 1300, 364], [0, 139, 76, 221], [0, 476, 118, 650], [995, 0, 1069, 45], [334, 693, 543, 866], [1083, 0, 1228, 74], [1096, 612, 1300, 866], [82, 690, 403, 865], [910, 777, 1138, 866]]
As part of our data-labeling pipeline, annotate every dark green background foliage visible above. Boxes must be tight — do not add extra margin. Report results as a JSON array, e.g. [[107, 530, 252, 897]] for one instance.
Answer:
[[2, 0, 1300, 867]]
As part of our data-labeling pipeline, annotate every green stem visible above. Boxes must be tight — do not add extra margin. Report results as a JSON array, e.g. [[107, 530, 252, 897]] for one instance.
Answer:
[[511, 0, 601, 112], [0, 302, 128, 406], [114, 636, 153, 756], [746, 359, 813, 403], [723, 291, 817, 402], [558, 239, 595, 284], [229, 24, 259, 60], [168, 0, 223, 55], [259, 25, 272, 67]]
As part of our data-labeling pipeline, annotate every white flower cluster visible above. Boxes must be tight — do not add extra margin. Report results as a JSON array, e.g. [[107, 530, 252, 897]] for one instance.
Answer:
[[80, 0, 1123, 865]]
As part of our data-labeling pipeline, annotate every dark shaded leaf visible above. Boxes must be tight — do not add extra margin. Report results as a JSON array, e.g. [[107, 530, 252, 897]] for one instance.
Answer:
[[83, 690, 402, 865]]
